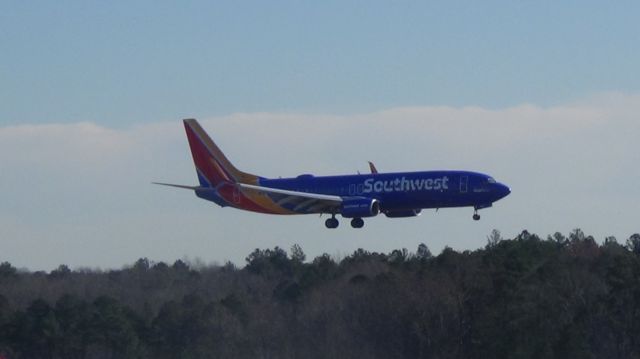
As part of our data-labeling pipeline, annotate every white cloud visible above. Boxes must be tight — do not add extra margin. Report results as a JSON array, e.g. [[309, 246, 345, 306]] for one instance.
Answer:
[[1, 92, 639, 270], [0, 122, 135, 167]]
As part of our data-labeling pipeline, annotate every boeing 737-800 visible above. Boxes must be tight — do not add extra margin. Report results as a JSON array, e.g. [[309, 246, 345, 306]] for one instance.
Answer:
[[155, 119, 511, 228]]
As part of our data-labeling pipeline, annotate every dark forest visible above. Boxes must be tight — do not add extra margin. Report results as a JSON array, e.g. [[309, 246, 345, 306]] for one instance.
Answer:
[[1, 229, 640, 359]]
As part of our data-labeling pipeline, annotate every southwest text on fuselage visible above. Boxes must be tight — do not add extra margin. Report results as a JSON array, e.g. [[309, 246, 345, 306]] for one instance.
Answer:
[[363, 176, 449, 194]]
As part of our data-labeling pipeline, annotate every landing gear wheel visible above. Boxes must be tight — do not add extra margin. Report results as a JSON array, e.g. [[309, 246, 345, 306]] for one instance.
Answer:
[[350, 218, 364, 228], [325, 217, 339, 229], [473, 213, 481, 221]]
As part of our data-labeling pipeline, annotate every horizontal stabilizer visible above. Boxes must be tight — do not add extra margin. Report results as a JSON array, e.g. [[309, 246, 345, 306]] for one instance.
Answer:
[[152, 182, 200, 190]]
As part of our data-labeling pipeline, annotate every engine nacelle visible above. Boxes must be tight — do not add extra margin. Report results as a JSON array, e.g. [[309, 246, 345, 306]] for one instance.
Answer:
[[341, 198, 380, 218], [384, 209, 422, 218]]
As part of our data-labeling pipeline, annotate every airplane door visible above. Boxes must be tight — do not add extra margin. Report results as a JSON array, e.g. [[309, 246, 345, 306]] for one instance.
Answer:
[[460, 176, 468, 193]]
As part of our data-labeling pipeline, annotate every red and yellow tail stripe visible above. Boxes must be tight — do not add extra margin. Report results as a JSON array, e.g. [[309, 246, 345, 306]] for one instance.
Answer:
[[183, 119, 294, 215]]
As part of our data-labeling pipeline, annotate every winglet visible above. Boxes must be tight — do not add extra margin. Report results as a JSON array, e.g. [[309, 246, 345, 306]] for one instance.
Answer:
[[368, 161, 378, 174]]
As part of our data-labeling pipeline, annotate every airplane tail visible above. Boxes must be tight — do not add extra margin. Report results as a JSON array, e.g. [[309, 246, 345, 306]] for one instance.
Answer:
[[183, 119, 260, 187]]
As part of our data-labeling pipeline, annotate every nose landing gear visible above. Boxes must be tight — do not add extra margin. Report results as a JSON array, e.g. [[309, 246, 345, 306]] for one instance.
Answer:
[[473, 209, 481, 221]]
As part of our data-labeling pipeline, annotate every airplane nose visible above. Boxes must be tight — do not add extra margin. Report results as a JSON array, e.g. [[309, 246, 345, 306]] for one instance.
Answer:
[[498, 183, 511, 198]]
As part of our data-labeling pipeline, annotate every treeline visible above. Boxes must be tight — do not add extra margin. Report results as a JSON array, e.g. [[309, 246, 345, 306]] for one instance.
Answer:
[[1, 229, 640, 359]]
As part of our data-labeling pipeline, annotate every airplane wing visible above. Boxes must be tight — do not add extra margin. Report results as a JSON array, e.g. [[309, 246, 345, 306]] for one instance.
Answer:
[[238, 183, 343, 213]]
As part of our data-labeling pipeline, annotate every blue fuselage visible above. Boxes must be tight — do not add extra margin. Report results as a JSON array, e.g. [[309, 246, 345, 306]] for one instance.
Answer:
[[259, 170, 510, 214]]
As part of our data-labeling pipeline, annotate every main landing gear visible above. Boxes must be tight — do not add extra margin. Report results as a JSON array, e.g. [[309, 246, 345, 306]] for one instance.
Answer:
[[324, 215, 365, 229], [350, 218, 364, 228], [473, 208, 481, 221], [325, 215, 339, 229]]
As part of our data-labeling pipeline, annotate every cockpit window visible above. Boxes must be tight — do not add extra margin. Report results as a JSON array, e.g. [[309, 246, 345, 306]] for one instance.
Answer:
[[487, 177, 496, 184]]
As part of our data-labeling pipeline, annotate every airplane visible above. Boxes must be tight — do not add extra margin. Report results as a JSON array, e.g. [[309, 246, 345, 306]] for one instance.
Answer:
[[154, 119, 511, 228]]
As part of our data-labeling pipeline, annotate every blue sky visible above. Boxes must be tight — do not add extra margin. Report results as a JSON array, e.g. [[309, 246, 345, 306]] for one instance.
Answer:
[[3, 1, 639, 125], [1, 2, 639, 269]]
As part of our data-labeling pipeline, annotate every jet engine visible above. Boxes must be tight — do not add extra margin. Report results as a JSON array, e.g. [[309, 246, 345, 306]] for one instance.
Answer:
[[384, 209, 422, 218], [341, 198, 380, 218]]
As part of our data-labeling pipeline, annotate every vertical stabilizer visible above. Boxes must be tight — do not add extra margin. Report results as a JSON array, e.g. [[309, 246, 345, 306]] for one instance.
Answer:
[[183, 119, 260, 187]]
